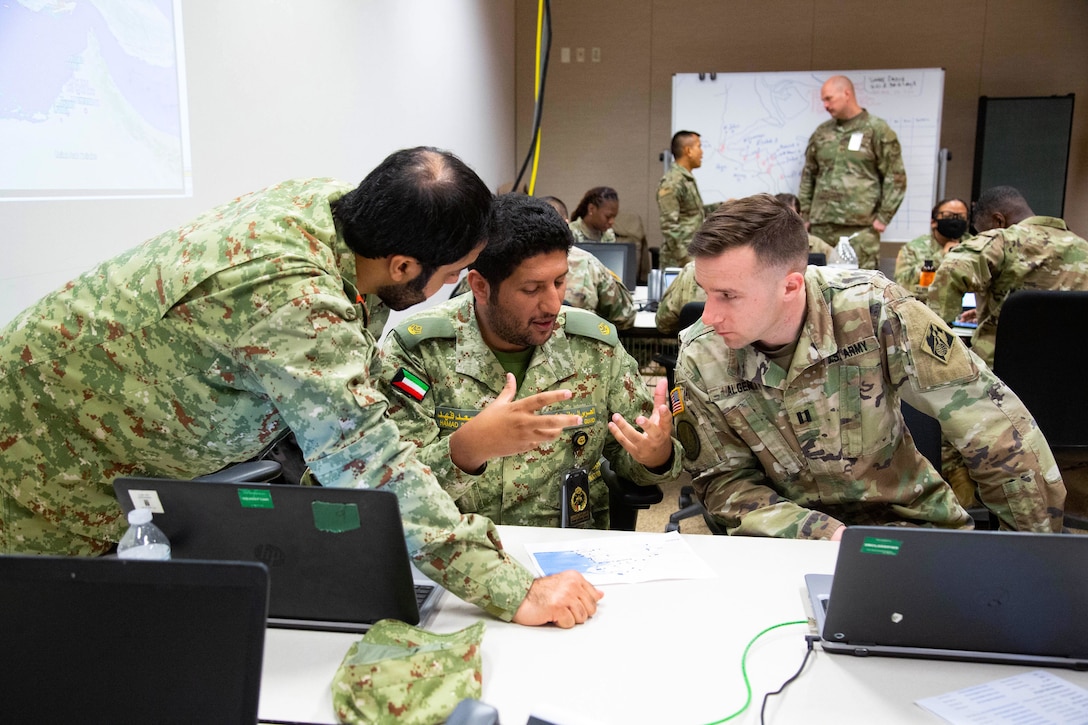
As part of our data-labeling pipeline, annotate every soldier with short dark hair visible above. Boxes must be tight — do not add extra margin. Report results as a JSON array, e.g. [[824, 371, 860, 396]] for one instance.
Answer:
[[657, 130, 719, 269], [382, 194, 680, 529], [0, 147, 603, 628], [673, 193, 1065, 540], [928, 185, 1088, 366]]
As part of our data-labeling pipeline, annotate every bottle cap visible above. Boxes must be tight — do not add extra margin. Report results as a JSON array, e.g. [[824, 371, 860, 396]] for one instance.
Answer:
[[127, 507, 153, 525]]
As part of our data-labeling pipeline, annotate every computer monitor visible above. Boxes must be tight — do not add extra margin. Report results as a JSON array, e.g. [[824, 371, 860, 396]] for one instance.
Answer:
[[808, 252, 827, 266], [574, 242, 638, 290], [662, 266, 682, 292]]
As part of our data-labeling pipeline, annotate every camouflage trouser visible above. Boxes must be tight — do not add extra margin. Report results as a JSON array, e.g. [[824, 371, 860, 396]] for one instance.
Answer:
[[659, 237, 692, 269], [0, 489, 112, 556], [810, 223, 881, 271]]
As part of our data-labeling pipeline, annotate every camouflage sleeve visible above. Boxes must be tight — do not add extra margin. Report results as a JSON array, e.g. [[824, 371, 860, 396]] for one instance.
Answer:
[[883, 295, 1065, 532], [377, 329, 484, 497], [657, 183, 683, 249], [654, 281, 685, 336], [236, 292, 534, 619], [602, 343, 683, 485], [592, 265, 636, 329], [875, 125, 907, 224], [798, 138, 818, 219], [675, 340, 842, 538], [927, 235, 994, 323], [893, 237, 925, 288]]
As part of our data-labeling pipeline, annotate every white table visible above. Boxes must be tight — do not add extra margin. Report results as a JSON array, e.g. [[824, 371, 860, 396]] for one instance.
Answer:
[[259, 527, 1088, 724]]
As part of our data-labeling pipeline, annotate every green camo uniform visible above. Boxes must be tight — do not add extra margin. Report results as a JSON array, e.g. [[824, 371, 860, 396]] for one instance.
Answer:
[[563, 246, 636, 329], [568, 218, 617, 244], [380, 297, 682, 529], [927, 216, 1088, 366], [799, 110, 907, 270], [654, 262, 706, 336], [894, 232, 952, 302], [657, 163, 718, 269], [0, 178, 535, 620], [450, 246, 635, 329], [674, 266, 1064, 539]]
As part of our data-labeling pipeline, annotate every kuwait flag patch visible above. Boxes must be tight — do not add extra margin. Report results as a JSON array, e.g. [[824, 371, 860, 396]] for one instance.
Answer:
[[392, 368, 429, 401]]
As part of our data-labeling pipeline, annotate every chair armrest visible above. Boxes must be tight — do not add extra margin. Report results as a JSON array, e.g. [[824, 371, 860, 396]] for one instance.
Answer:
[[195, 460, 283, 483]]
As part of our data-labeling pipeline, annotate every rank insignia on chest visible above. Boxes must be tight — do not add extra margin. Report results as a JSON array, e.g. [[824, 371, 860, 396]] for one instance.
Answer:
[[922, 323, 954, 364], [669, 385, 685, 416], [391, 368, 429, 401], [572, 430, 589, 453]]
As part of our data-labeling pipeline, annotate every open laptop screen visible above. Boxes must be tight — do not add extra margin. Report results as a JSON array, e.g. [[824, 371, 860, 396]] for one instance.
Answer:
[[0, 556, 268, 723], [574, 242, 638, 290]]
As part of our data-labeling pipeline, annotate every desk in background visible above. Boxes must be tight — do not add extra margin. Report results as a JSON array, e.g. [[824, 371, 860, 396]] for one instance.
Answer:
[[258, 526, 1088, 724]]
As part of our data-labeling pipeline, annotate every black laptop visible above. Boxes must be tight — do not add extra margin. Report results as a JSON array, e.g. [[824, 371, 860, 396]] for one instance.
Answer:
[[114, 477, 444, 633], [0, 555, 268, 724], [806, 526, 1088, 670]]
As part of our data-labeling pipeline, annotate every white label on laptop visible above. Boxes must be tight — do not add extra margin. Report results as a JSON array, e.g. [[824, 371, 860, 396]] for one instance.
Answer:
[[127, 489, 164, 514]]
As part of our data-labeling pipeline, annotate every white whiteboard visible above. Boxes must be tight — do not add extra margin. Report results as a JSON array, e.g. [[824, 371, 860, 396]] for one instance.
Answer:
[[672, 68, 945, 242]]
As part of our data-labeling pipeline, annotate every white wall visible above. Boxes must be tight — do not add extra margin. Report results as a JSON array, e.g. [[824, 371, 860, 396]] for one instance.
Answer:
[[0, 0, 515, 326]]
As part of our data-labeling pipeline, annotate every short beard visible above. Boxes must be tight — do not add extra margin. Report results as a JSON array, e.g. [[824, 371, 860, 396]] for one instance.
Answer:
[[375, 270, 432, 311]]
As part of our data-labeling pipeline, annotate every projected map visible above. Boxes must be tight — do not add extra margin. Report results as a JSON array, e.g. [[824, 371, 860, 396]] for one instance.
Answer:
[[0, 0, 190, 199]]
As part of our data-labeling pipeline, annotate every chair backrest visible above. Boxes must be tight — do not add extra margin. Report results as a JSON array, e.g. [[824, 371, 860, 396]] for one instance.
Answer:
[[992, 290, 1088, 449], [901, 401, 942, 471], [678, 301, 705, 332]]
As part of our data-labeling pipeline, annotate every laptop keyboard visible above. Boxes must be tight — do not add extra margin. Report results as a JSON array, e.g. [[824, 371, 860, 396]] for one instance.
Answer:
[[415, 584, 434, 608]]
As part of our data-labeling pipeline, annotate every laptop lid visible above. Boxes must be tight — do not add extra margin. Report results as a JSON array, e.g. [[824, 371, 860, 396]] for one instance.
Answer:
[[806, 527, 1088, 670], [113, 478, 442, 633], [0, 555, 268, 724]]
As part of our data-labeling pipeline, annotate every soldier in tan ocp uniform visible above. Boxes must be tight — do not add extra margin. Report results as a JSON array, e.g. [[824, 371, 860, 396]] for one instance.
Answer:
[[673, 194, 1065, 540], [799, 75, 907, 270], [928, 185, 1088, 367], [657, 130, 719, 269], [382, 194, 681, 529]]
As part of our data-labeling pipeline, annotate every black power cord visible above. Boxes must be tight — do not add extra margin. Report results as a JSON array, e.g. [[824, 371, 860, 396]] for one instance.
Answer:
[[759, 635, 819, 725]]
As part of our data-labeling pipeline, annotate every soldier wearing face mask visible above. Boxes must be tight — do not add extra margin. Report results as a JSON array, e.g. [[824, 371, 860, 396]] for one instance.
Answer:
[[929, 185, 1088, 367], [894, 198, 970, 300]]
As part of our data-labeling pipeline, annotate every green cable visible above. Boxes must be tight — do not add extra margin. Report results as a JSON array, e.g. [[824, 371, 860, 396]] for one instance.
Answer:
[[703, 619, 809, 725]]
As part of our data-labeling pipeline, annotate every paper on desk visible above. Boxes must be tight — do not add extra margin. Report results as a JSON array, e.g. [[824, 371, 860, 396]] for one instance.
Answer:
[[524, 531, 716, 585], [916, 670, 1088, 724]]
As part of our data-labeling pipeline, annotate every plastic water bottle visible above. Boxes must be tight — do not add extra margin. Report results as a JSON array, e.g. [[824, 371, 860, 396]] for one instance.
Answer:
[[834, 236, 859, 269], [117, 507, 172, 560]]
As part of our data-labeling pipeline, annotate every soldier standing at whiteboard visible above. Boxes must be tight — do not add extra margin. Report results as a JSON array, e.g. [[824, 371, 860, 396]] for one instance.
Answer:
[[799, 75, 907, 271], [657, 130, 719, 269]]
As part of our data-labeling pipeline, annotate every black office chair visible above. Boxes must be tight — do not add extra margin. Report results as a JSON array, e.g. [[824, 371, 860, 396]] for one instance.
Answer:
[[665, 400, 951, 534], [991, 289, 1088, 531], [652, 302, 705, 391], [901, 401, 997, 529], [195, 459, 283, 483], [600, 458, 664, 531]]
